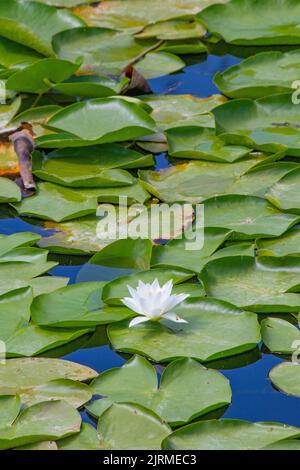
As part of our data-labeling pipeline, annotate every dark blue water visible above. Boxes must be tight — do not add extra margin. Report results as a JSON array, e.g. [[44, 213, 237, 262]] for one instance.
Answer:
[[2, 53, 300, 427]]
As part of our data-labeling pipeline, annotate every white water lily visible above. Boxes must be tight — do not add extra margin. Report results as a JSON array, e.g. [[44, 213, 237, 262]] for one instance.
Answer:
[[121, 279, 189, 328]]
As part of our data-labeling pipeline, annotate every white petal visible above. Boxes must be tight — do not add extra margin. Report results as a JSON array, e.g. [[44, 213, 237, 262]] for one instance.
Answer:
[[164, 293, 190, 311], [162, 279, 173, 297], [121, 297, 145, 315], [129, 316, 151, 328], [163, 312, 188, 323], [127, 285, 137, 297]]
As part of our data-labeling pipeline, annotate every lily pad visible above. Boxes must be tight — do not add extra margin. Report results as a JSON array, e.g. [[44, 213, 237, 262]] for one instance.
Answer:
[[90, 239, 153, 270], [0, 287, 33, 341], [78, 181, 150, 205], [214, 50, 300, 99], [6, 59, 79, 94], [162, 419, 300, 450], [213, 93, 300, 156], [151, 228, 231, 272], [0, 358, 97, 388], [167, 126, 251, 162], [0, 232, 41, 257], [257, 229, 300, 257], [87, 356, 231, 425], [266, 168, 300, 214], [135, 51, 185, 80], [261, 317, 300, 354], [0, 0, 83, 56], [108, 297, 260, 362], [45, 97, 157, 143], [0, 400, 81, 450], [139, 158, 284, 203], [97, 403, 170, 450], [198, 0, 300, 46], [58, 423, 101, 450], [201, 256, 300, 312], [73, 1, 211, 32], [13, 182, 98, 222], [0, 36, 42, 69], [0, 396, 21, 427], [141, 94, 226, 131], [31, 282, 133, 327], [32, 146, 151, 187], [103, 268, 193, 306], [0, 97, 22, 130], [52, 75, 124, 99], [135, 19, 206, 40], [269, 362, 300, 398]]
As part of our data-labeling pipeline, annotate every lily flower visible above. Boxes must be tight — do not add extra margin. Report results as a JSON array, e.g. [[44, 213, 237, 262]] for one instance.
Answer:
[[121, 278, 189, 328]]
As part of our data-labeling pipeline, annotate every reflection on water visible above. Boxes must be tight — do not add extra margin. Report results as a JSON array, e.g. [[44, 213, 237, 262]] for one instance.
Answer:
[[1, 53, 300, 428]]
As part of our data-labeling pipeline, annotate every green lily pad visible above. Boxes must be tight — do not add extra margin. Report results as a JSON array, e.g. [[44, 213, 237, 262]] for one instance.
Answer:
[[214, 50, 300, 99], [32, 146, 151, 187], [141, 94, 226, 131], [261, 317, 300, 354], [13, 182, 98, 222], [31, 282, 133, 328], [135, 51, 185, 80], [78, 181, 151, 205], [0, 395, 21, 427], [108, 297, 260, 362], [97, 403, 170, 450], [0, 259, 57, 297], [6, 59, 79, 94], [0, 36, 42, 69], [90, 239, 153, 270], [87, 356, 231, 425], [0, 97, 22, 129], [213, 93, 300, 156], [162, 419, 300, 450], [15, 440, 58, 450], [167, 126, 251, 162], [5, 325, 92, 357], [36, 0, 94, 6], [74, 0, 211, 32], [198, 0, 300, 46], [203, 195, 299, 239], [58, 423, 101, 450], [0, 232, 40, 258], [136, 19, 206, 40], [151, 228, 231, 272], [52, 75, 124, 99], [103, 268, 193, 306], [266, 168, 300, 214], [201, 256, 300, 312], [45, 97, 156, 143], [262, 440, 300, 450], [257, 229, 300, 257], [0, 287, 33, 341], [0, 400, 81, 450], [139, 157, 284, 203], [269, 362, 300, 398], [29, 276, 69, 297], [0, 0, 83, 56], [0, 358, 97, 389]]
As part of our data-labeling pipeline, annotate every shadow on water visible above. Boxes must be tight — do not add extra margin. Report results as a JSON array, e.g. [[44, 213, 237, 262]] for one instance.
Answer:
[[1, 52, 300, 427]]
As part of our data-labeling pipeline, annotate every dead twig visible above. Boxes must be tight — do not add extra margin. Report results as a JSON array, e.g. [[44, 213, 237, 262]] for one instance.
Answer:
[[9, 126, 36, 191]]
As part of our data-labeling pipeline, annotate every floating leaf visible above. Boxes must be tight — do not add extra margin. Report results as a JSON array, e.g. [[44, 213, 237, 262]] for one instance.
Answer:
[[0, 177, 21, 202], [78, 181, 151, 205], [44, 97, 157, 143], [0, 400, 81, 450], [6, 59, 79, 94], [213, 94, 300, 156], [90, 239, 153, 270], [214, 50, 300, 99], [97, 403, 170, 450], [0, 287, 33, 341], [13, 182, 98, 222], [0, 0, 83, 56], [0, 233, 41, 257], [257, 229, 300, 257], [0, 396, 21, 427], [31, 282, 133, 327], [141, 94, 226, 130], [0, 97, 22, 130], [32, 146, 151, 187], [136, 19, 206, 40], [198, 0, 300, 46], [108, 297, 260, 362], [58, 423, 101, 450], [269, 362, 300, 398], [0, 36, 42, 69], [261, 317, 300, 354], [52, 75, 124, 99], [87, 356, 231, 425], [201, 256, 300, 312], [135, 52, 185, 79], [163, 419, 300, 450], [266, 168, 300, 214]]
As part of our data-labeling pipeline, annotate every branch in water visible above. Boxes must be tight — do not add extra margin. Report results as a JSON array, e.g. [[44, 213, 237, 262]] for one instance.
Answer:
[[9, 128, 36, 191]]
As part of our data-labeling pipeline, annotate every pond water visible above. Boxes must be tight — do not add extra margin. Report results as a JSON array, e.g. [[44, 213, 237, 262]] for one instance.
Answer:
[[2, 52, 300, 428]]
